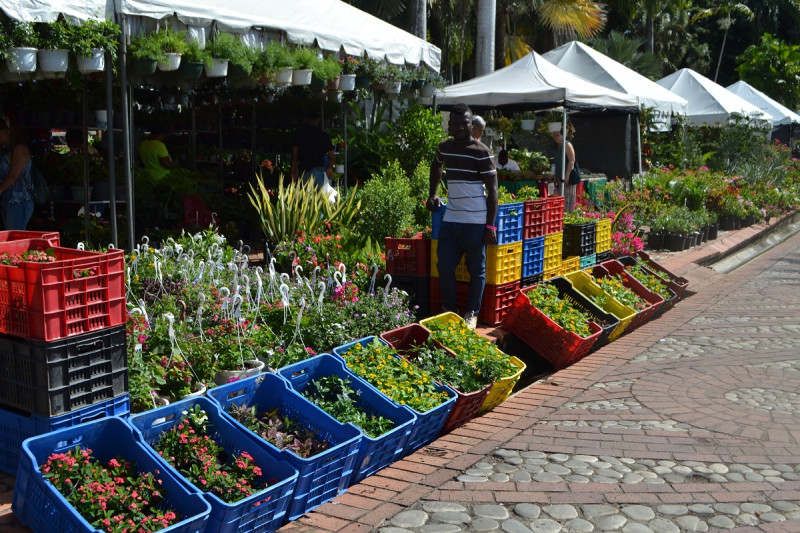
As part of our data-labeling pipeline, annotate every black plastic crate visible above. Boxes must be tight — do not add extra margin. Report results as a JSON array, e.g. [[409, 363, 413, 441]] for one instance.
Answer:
[[391, 275, 430, 319], [596, 250, 613, 264], [521, 273, 543, 289], [547, 277, 619, 351], [0, 325, 128, 417], [563, 222, 596, 258]]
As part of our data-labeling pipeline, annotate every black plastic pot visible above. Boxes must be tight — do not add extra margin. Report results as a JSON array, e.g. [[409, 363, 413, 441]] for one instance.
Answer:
[[664, 233, 685, 252], [647, 231, 664, 250]]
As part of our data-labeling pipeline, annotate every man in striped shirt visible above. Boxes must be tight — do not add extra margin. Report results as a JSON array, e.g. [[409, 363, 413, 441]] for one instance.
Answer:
[[427, 103, 498, 329]]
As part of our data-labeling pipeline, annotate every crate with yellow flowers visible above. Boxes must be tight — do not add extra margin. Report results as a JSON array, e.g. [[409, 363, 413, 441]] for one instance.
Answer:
[[333, 337, 456, 454]]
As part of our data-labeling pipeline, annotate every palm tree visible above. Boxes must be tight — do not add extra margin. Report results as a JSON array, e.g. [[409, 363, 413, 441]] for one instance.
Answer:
[[691, 0, 753, 82], [476, 0, 496, 75], [535, 0, 607, 46], [593, 30, 662, 79]]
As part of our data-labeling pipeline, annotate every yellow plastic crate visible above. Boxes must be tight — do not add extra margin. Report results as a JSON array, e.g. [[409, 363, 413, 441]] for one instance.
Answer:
[[479, 356, 526, 413], [543, 265, 560, 280], [561, 256, 580, 276], [543, 254, 562, 271], [430, 240, 522, 285], [565, 270, 635, 341], [544, 231, 563, 261], [595, 218, 612, 253]]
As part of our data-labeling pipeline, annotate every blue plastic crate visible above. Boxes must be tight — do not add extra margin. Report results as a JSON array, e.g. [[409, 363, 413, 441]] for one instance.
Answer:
[[521, 237, 545, 278], [430, 202, 447, 240], [495, 202, 524, 245], [333, 337, 457, 455], [580, 253, 596, 269], [207, 373, 362, 521], [129, 397, 298, 533], [13, 416, 211, 533], [0, 393, 130, 476], [279, 354, 416, 485]]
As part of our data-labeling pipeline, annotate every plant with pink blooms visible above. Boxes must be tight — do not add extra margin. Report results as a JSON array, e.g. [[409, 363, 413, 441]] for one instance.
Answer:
[[40, 446, 179, 533], [610, 210, 644, 256], [154, 405, 269, 503]]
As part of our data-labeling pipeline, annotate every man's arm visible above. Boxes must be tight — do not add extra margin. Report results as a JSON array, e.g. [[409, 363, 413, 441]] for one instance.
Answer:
[[427, 148, 444, 211], [481, 149, 498, 245]]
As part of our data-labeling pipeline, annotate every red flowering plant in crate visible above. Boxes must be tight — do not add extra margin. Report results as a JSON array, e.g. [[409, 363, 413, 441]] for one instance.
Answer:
[[0, 248, 56, 265], [40, 446, 179, 533], [155, 405, 270, 503]]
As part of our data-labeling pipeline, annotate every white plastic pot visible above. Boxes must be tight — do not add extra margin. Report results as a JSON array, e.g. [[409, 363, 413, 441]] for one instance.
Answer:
[[339, 74, 356, 91], [420, 83, 436, 98], [38, 49, 69, 73], [157, 52, 182, 71], [276, 67, 293, 84], [520, 119, 535, 131], [7, 47, 37, 73], [385, 80, 402, 94], [76, 49, 106, 73], [204, 58, 229, 77], [547, 121, 562, 133], [292, 68, 312, 85]]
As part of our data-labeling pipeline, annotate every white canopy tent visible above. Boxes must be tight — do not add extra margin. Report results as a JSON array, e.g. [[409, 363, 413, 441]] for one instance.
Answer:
[[726, 81, 800, 126], [542, 41, 688, 116], [0, 0, 113, 22], [430, 52, 638, 110], [656, 68, 772, 126]]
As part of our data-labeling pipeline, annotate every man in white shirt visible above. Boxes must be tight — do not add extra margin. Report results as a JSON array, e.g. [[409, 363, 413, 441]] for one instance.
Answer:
[[495, 149, 520, 171]]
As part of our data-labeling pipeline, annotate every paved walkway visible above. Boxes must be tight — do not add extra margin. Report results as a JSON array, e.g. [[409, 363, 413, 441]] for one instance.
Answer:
[[1, 215, 798, 533]]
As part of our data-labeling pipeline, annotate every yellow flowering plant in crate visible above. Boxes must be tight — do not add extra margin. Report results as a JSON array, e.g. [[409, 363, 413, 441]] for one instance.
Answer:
[[340, 339, 450, 412], [527, 283, 593, 338]]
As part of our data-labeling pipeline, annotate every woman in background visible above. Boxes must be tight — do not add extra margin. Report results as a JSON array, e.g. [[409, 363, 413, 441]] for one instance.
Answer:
[[0, 118, 33, 230]]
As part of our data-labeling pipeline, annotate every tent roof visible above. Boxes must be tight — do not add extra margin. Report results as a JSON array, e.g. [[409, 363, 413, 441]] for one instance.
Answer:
[[0, 0, 440, 69], [115, 0, 440, 69], [656, 68, 772, 126], [542, 41, 687, 115], [431, 52, 639, 112], [726, 81, 800, 126]]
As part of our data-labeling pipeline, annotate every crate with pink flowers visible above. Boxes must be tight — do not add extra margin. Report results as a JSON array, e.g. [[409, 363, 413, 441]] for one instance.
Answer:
[[0, 239, 125, 341]]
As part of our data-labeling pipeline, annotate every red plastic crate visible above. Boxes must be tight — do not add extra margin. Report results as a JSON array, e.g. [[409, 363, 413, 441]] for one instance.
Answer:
[[546, 196, 565, 234], [637, 251, 689, 299], [502, 289, 602, 370], [591, 260, 664, 331], [380, 323, 491, 435], [523, 199, 549, 239], [429, 278, 520, 326], [385, 237, 431, 277], [0, 231, 60, 247], [0, 239, 125, 341]]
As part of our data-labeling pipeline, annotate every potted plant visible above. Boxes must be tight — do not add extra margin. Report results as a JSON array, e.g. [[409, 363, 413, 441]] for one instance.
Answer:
[[420, 68, 445, 97], [381, 63, 403, 94], [3, 20, 39, 74], [175, 38, 208, 80], [313, 55, 342, 91], [519, 111, 536, 131], [36, 19, 71, 76], [252, 41, 293, 85], [204, 32, 248, 77], [338, 55, 359, 91], [129, 27, 188, 73], [69, 17, 120, 73], [291, 46, 318, 86]]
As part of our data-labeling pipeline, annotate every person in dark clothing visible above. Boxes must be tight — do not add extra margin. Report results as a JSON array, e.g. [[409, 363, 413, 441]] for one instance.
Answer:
[[290, 109, 334, 189]]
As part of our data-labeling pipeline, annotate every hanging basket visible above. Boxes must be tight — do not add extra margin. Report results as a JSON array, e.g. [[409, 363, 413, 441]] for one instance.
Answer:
[[520, 119, 535, 131], [76, 49, 105, 73], [213, 359, 265, 386], [420, 83, 436, 97], [157, 52, 182, 71], [339, 74, 356, 91], [547, 122, 562, 132], [176, 61, 204, 80], [309, 75, 327, 91], [276, 67, 293, 84], [37, 49, 68, 73], [385, 80, 402, 94], [7, 47, 37, 73], [354, 75, 371, 89], [130, 57, 157, 75], [292, 68, 312, 85], [204, 58, 229, 77]]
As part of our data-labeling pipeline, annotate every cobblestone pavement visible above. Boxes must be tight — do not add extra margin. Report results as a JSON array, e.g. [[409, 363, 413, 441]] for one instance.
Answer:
[[279, 218, 800, 533], [1, 218, 798, 533]]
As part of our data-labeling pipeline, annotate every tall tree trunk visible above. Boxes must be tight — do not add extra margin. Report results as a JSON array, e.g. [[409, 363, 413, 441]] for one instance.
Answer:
[[495, 3, 506, 69], [476, 0, 496, 76], [713, 18, 730, 83], [646, 14, 654, 53], [406, 0, 427, 39]]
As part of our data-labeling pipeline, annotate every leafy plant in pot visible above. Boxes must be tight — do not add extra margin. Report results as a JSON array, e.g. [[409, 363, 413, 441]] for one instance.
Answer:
[[68, 17, 120, 73], [129, 27, 189, 73], [175, 38, 208, 79], [2, 20, 39, 75], [291, 46, 319, 85], [253, 40, 293, 85], [313, 55, 342, 91], [36, 19, 71, 76], [204, 32, 249, 77]]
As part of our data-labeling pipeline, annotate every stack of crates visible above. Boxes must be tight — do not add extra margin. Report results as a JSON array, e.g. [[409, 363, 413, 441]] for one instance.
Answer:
[[429, 202, 523, 325], [541, 196, 565, 280], [595, 217, 613, 264], [563, 218, 596, 272], [385, 236, 431, 318], [0, 232, 129, 476]]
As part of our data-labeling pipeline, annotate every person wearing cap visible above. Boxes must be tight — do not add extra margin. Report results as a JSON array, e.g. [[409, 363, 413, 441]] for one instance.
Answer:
[[0, 119, 34, 230], [291, 108, 335, 189], [427, 103, 498, 330], [139, 125, 172, 181], [471, 115, 486, 144]]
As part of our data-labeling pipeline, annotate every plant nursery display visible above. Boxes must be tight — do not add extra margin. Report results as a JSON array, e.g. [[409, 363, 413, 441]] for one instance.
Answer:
[[526, 283, 593, 337], [590, 273, 650, 311]]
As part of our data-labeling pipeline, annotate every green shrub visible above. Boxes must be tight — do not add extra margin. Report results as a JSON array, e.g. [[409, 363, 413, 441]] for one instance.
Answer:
[[354, 160, 415, 242], [385, 105, 446, 177]]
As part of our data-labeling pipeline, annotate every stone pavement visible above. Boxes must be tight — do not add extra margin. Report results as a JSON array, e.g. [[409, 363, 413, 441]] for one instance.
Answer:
[[0, 214, 798, 533]]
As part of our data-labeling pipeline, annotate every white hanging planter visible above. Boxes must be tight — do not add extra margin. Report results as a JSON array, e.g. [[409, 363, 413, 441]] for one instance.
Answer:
[[76, 49, 106, 73], [334, 164, 345, 174], [520, 119, 535, 131], [38, 49, 69, 73], [181, 382, 207, 399], [292, 68, 312, 86], [339, 74, 356, 91], [547, 122, 562, 133], [204, 58, 229, 77], [157, 52, 182, 72], [214, 359, 265, 386], [276, 66, 293, 85], [7, 47, 37, 73], [385, 80, 402, 94], [420, 83, 437, 98]]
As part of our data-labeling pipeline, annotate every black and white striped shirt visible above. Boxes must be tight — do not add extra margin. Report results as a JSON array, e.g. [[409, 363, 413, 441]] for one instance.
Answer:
[[435, 138, 496, 225]]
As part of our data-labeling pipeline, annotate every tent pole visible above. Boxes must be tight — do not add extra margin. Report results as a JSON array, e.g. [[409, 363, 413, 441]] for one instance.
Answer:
[[343, 96, 348, 191], [560, 110, 566, 196], [82, 78, 90, 244], [635, 113, 642, 176], [105, 51, 118, 248], [118, 14, 135, 252]]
